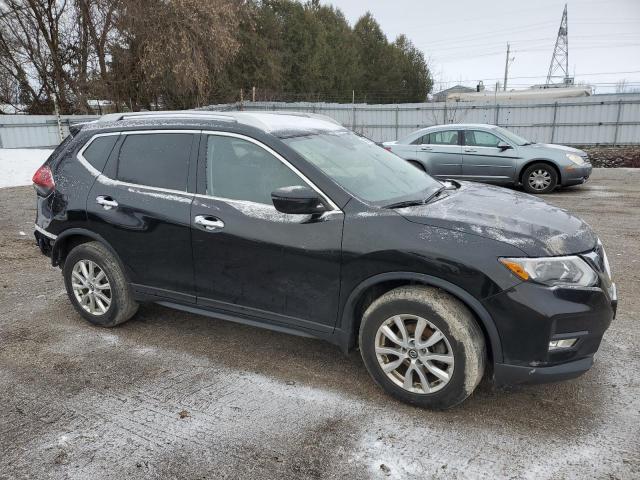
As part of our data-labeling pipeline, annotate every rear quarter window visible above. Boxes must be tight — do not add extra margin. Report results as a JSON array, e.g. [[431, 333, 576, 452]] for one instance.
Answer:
[[411, 134, 430, 145], [82, 135, 119, 173]]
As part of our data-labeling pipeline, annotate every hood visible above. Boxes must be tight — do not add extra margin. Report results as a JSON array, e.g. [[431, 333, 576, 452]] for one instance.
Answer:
[[397, 182, 597, 256], [526, 143, 586, 156]]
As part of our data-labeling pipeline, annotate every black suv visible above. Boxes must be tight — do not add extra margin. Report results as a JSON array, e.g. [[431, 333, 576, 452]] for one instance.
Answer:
[[33, 111, 616, 409]]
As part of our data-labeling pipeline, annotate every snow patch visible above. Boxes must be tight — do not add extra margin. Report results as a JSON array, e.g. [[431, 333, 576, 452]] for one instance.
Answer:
[[223, 197, 308, 223], [126, 187, 192, 203], [0, 148, 53, 188]]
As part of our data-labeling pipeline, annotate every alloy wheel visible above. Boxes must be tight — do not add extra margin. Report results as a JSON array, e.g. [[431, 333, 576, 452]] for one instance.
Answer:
[[528, 169, 552, 191], [374, 314, 455, 394], [71, 260, 112, 315]]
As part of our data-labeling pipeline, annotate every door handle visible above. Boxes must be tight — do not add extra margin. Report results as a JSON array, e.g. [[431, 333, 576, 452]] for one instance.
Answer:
[[464, 148, 477, 152], [194, 215, 225, 231], [419, 146, 432, 151], [96, 195, 118, 210]]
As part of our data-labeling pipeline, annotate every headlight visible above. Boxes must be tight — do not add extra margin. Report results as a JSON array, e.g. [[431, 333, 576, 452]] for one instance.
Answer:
[[499, 256, 597, 287], [566, 153, 584, 165]]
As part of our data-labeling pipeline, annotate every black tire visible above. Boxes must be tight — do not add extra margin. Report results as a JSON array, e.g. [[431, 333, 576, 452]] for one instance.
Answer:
[[63, 241, 138, 327], [408, 160, 427, 172], [359, 286, 485, 410], [522, 162, 558, 194]]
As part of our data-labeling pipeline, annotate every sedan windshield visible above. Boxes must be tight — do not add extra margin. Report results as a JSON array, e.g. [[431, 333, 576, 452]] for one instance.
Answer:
[[493, 126, 532, 146], [283, 131, 441, 206]]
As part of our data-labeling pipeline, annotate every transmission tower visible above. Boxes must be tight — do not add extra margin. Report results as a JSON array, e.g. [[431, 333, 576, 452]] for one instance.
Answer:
[[545, 4, 572, 86]]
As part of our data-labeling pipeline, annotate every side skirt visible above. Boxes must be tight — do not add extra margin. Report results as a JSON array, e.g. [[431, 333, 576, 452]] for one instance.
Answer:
[[132, 284, 348, 350], [155, 300, 324, 341]]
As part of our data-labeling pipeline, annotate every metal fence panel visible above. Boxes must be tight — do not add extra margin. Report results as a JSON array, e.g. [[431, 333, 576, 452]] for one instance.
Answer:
[[0, 115, 99, 148], [2, 94, 639, 148]]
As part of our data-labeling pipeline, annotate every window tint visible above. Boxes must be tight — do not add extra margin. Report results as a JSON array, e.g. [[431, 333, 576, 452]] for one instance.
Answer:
[[430, 130, 459, 145], [206, 135, 304, 204], [464, 130, 502, 147], [83, 135, 118, 173], [117, 133, 192, 191]]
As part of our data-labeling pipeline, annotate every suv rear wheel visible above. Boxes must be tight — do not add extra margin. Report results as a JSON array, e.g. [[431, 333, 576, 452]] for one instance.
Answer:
[[63, 241, 138, 327], [359, 286, 485, 409]]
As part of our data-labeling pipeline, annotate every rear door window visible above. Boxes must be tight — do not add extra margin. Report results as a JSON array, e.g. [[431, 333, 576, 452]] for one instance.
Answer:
[[82, 135, 118, 173], [430, 130, 459, 145], [116, 133, 193, 191]]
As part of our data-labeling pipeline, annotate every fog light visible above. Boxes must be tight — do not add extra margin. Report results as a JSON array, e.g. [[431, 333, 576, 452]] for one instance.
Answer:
[[549, 339, 577, 350]]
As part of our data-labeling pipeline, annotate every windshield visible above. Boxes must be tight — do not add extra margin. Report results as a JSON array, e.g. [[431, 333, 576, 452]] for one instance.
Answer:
[[493, 126, 531, 146], [283, 131, 441, 205]]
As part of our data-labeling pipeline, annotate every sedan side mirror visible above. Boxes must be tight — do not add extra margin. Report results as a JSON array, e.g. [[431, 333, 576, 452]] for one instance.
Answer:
[[498, 142, 512, 151], [271, 186, 327, 215]]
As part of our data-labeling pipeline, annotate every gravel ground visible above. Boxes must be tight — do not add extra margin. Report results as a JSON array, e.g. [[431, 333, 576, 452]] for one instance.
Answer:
[[1, 169, 639, 480]]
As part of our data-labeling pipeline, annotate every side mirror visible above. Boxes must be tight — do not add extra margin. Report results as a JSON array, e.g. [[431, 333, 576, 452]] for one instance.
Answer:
[[498, 142, 512, 151], [271, 186, 327, 215]]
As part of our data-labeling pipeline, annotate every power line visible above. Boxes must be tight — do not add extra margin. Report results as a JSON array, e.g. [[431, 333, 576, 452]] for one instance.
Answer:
[[432, 43, 640, 62], [422, 32, 640, 53], [418, 22, 559, 47], [435, 70, 640, 83]]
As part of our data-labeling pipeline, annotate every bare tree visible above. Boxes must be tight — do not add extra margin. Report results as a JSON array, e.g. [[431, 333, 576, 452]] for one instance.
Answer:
[[114, 0, 243, 109], [0, 0, 128, 113], [0, 0, 90, 112]]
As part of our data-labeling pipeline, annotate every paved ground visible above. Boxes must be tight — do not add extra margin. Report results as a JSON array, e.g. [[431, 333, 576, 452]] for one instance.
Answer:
[[1, 169, 639, 480]]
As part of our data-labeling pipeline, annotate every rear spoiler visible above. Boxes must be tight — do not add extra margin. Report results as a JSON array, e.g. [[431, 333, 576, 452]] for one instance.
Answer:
[[69, 120, 98, 136]]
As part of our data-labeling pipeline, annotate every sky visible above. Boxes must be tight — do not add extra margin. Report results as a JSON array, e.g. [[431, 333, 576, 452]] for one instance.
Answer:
[[319, 0, 640, 94]]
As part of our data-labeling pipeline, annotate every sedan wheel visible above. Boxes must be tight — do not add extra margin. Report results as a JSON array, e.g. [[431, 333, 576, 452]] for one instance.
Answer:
[[528, 169, 552, 191], [522, 162, 558, 194], [375, 314, 455, 394], [71, 259, 112, 315]]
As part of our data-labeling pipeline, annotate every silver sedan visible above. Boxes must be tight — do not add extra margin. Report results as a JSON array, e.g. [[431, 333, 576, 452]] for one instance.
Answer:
[[383, 124, 592, 194]]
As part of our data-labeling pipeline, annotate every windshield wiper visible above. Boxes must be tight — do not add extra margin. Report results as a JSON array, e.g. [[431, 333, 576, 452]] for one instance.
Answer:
[[384, 199, 427, 209], [424, 186, 447, 203], [384, 186, 447, 209]]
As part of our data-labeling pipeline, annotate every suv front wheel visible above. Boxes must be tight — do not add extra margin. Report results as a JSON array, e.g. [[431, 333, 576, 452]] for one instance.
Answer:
[[359, 286, 485, 409], [63, 241, 138, 327]]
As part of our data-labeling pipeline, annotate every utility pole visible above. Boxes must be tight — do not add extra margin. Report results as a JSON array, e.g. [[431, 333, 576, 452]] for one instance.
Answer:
[[351, 90, 356, 130], [503, 43, 510, 91], [546, 4, 571, 86], [53, 94, 64, 142], [252, 86, 256, 102]]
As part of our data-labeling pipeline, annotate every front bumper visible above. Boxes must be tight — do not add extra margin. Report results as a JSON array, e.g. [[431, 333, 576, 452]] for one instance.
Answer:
[[484, 276, 615, 386], [494, 356, 594, 385], [563, 163, 592, 186]]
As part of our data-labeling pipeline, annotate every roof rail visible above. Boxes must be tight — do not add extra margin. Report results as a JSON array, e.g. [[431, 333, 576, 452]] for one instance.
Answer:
[[98, 111, 237, 123]]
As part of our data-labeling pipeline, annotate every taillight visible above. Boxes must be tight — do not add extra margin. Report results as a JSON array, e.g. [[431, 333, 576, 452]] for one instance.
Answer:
[[384, 146, 392, 151], [32, 164, 55, 196]]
